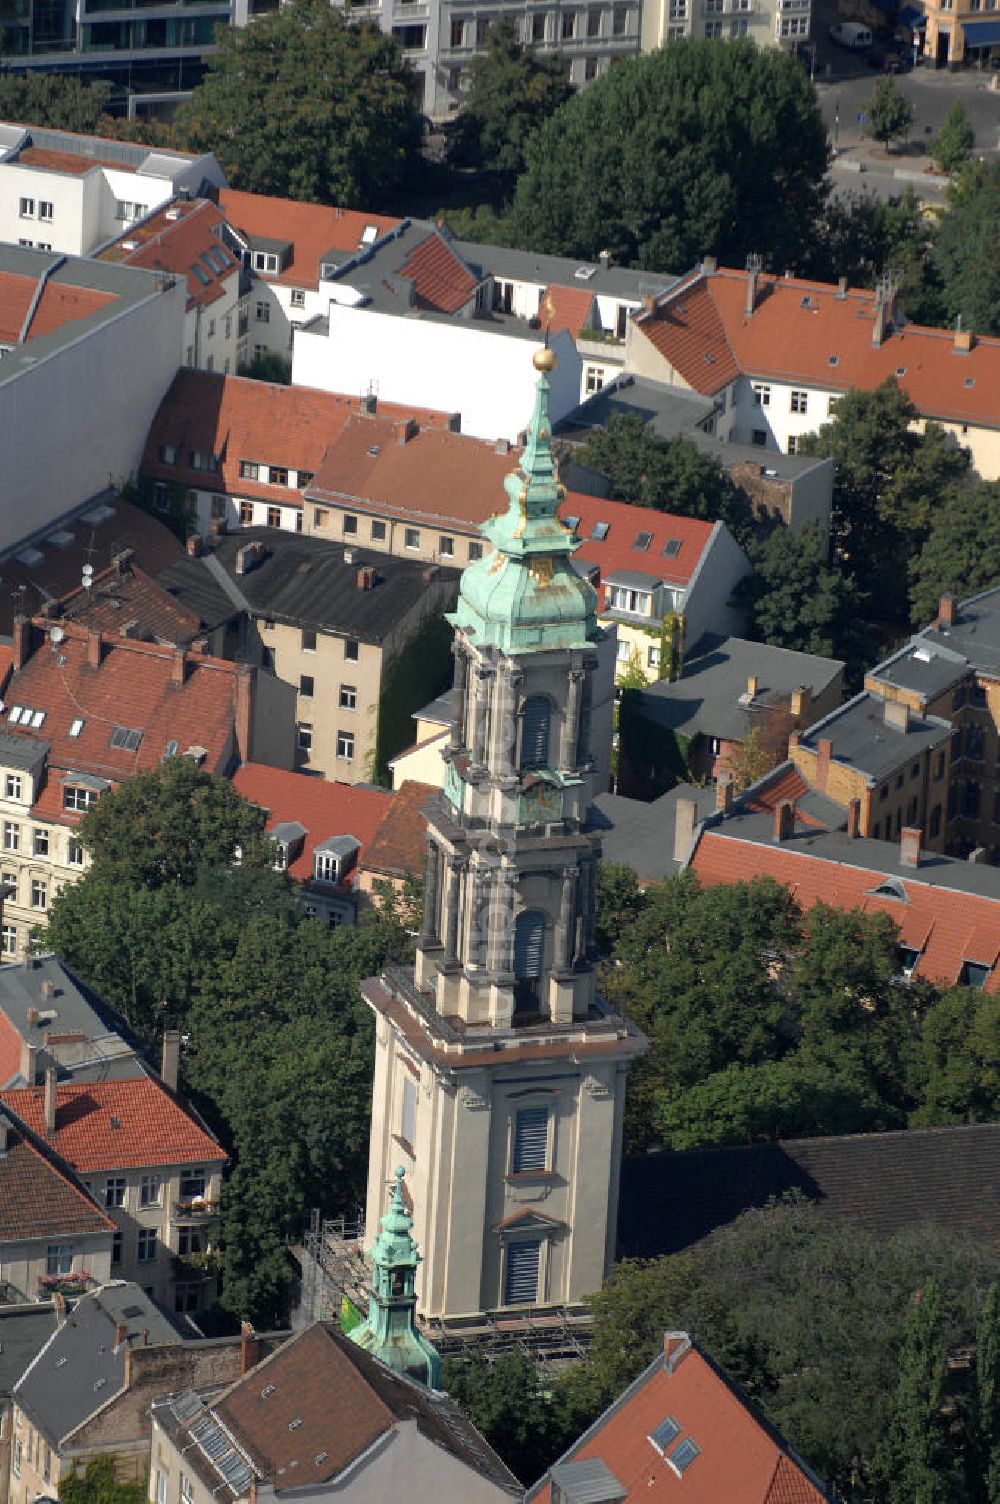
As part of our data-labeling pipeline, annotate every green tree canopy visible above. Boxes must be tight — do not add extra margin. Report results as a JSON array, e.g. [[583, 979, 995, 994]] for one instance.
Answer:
[[175, 0, 422, 204], [439, 1351, 566, 1485], [909, 480, 1000, 626], [450, 19, 573, 181], [804, 189, 942, 324], [934, 160, 1000, 337], [508, 39, 828, 271], [576, 415, 753, 542], [736, 521, 864, 665], [873, 1281, 957, 1503], [60, 1456, 147, 1504], [975, 1284, 1000, 1504], [932, 100, 975, 176], [866, 75, 915, 151], [0, 73, 113, 133]]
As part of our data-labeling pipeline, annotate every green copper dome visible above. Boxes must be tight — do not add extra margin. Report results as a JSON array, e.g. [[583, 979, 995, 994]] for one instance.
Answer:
[[452, 358, 598, 655], [349, 1167, 441, 1389]]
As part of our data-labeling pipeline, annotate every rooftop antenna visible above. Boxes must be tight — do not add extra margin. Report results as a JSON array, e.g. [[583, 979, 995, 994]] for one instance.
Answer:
[[81, 564, 93, 595]]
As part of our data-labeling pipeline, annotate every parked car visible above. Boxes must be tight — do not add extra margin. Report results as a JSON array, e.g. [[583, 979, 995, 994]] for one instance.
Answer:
[[829, 20, 873, 46], [868, 43, 911, 69]]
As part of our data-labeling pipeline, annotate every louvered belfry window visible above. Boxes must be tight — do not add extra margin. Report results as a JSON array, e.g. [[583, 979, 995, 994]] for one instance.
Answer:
[[504, 1240, 541, 1304], [513, 1107, 548, 1172], [520, 696, 551, 771]]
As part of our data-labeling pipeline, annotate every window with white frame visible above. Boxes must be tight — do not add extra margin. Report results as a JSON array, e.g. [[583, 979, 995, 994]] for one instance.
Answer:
[[753, 383, 771, 407], [2, 822, 18, 852], [18, 197, 34, 218], [68, 839, 84, 868], [105, 1176, 126, 1208], [255, 300, 270, 323], [314, 850, 340, 883], [290, 289, 306, 308], [181, 1168, 206, 1198], [180, 1474, 195, 1504], [39, 201, 53, 221], [252, 251, 279, 274], [787, 436, 800, 454], [340, 684, 357, 710], [4, 774, 21, 800], [139, 1174, 161, 1207], [586, 366, 607, 394], [297, 723, 313, 753], [337, 730, 355, 760], [64, 785, 97, 813], [790, 389, 809, 413], [609, 586, 650, 615], [30, 879, 47, 911], [404, 527, 420, 549], [138, 1228, 157, 1263], [1, 925, 15, 956], [47, 1243, 72, 1275]]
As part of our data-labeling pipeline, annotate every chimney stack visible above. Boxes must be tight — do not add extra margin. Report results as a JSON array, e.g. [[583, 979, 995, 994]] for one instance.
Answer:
[[938, 593, 955, 628], [954, 321, 973, 354], [900, 826, 921, 868], [701, 255, 717, 275], [361, 391, 377, 416], [745, 253, 762, 317], [186, 534, 204, 558], [836, 275, 848, 299], [171, 647, 188, 687], [240, 1321, 261, 1375], [0, 1115, 7, 1155], [773, 800, 795, 842], [641, 293, 656, 315], [86, 628, 103, 669], [673, 796, 698, 864], [790, 685, 811, 720], [715, 772, 733, 814], [393, 417, 418, 446], [234, 665, 254, 765], [969, 846, 987, 865], [883, 699, 910, 733], [815, 737, 832, 791], [847, 797, 861, 839], [41, 979, 55, 1000], [12, 614, 31, 671], [43, 1063, 57, 1136], [160, 1028, 180, 1092], [746, 674, 759, 699], [356, 565, 376, 592], [114, 1320, 128, 1350]]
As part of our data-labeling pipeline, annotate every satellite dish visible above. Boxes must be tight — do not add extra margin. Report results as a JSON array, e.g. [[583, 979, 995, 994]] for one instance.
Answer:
[[82, 565, 94, 578], [49, 626, 65, 646]]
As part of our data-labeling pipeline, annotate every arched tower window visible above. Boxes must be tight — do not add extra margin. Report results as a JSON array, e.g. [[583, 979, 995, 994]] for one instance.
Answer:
[[520, 696, 551, 772], [513, 908, 546, 1018]]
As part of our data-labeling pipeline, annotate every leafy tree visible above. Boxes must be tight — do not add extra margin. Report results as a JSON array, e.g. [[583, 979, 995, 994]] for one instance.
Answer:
[[595, 862, 646, 958], [563, 1200, 998, 1495], [909, 987, 1000, 1126], [873, 1281, 957, 1502], [440, 1351, 569, 1484], [239, 351, 291, 385], [576, 416, 752, 542], [974, 1284, 1000, 1504], [935, 161, 1000, 337], [866, 75, 915, 152], [508, 40, 828, 271], [910, 481, 1000, 626], [726, 725, 779, 794], [804, 189, 942, 324], [450, 19, 572, 182], [0, 73, 113, 133], [60, 1457, 147, 1504], [175, 0, 422, 205], [657, 1058, 896, 1150], [736, 521, 864, 666], [932, 101, 975, 176]]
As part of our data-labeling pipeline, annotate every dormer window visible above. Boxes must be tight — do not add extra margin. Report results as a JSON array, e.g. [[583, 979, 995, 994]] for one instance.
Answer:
[[315, 851, 340, 884], [271, 821, 306, 871], [313, 835, 360, 886], [252, 251, 279, 274], [609, 586, 650, 616], [64, 785, 99, 813]]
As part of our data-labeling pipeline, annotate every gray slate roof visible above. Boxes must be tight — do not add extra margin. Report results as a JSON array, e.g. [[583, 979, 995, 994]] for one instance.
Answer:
[[870, 587, 1000, 699], [159, 530, 459, 643], [454, 239, 680, 304], [590, 785, 718, 882], [799, 691, 951, 783], [15, 1281, 182, 1442], [639, 635, 844, 744], [618, 1123, 1000, 1258], [0, 1303, 59, 1396], [0, 953, 143, 1087]]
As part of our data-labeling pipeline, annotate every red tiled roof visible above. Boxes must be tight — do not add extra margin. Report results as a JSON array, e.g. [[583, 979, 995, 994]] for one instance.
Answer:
[[530, 1335, 827, 1504], [232, 763, 392, 889], [57, 562, 205, 645], [542, 284, 595, 340], [0, 271, 115, 346], [0, 1013, 22, 1089], [1, 1077, 225, 1173], [219, 189, 399, 288], [102, 199, 237, 311], [0, 1108, 116, 1241], [637, 267, 1000, 427], [690, 828, 1000, 992], [5, 619, 242, 789], [744, 767, 830, 830], [565, 493, 716, 589], [14, 146, 139, 175], [143, 371, 453, 504], [399, 231, 478, 315], [359, 779, 433, 880]]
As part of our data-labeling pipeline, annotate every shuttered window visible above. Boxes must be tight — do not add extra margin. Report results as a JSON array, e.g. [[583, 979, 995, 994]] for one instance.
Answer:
[[520, 696, 551, 770], [401, 1076, 417, 1145], [504, 1240, 541, 1305], [513, 1107, 549, 1172], [514, 910, 545, 978]]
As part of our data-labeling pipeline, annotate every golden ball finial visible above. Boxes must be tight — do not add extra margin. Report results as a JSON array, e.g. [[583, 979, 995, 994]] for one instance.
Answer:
[[533, 346, 557, 374]]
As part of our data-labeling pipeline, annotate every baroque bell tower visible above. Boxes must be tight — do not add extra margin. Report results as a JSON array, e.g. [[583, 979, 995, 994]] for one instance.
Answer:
[[362, 347, 647, 1327]]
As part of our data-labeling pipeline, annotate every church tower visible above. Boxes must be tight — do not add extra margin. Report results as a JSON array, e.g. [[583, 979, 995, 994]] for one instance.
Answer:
[[349, 1165, 441, 1388], [362, 347, 647, 1326]]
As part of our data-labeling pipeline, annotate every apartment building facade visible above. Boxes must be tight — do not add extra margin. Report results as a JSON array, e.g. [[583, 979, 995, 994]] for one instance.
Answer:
[[2, 1074, 226, 1315], [641, 0, 811, 50]]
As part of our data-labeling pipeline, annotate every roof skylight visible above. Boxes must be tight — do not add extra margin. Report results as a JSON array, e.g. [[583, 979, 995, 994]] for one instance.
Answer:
[[649, 1416, 681, 1454]]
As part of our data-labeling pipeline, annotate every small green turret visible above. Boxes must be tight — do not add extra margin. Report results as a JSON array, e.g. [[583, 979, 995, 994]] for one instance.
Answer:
[[349, 1166, 441, 1388]]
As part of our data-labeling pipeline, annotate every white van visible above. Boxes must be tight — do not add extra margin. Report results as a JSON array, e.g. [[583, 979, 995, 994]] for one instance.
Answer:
[[829, 20, 873, 46]]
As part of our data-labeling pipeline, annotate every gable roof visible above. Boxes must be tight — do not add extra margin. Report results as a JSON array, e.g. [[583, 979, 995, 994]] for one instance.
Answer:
[[564, 493, 717, 590], [142, 370, 454, 505], [15, 1280, 182, 1444], [399, 230, 479, 315], [542, 284, 595, 339], [689, 823, 1000, 991], [0, 270, 116, 346], [0, 1104, 115, 1244], [56, 560, 205, 646], [219, 189, 399, 287], [3, 618, 243, 786], [360, 779, 433, 880], [2, 1075, 225, 1172], [528, 1332, 828, 1504], [635, 267, 1000, 427], [102, 199, 237, 311], [617, 1123, 1000, 1260], [232, 763, 393, 888], [205, 1323, 520, 1496]]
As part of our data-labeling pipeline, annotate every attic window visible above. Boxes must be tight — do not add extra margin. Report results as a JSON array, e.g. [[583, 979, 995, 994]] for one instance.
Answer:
[[260, 1384, 276, 1399], [869, 877, 907, 902], [110, 1115, 121, 1128], [361, 225, 379, 245], [29, 710, 44, 728], [109, 726, 143, 752], [634, 531, 652, 552], [649, 1416, 681, 1454], [289, 1418, 302, 1431], [828, 355, 839, 366], [590, 521, 610, 541], [964, 377, 975, 388], [562, 514, 580, 534], [896, 366, 906, 377], [668, 1438, 701, 1476], [191, 264, 210, 287], [801, 296, 812, 308], [574, 266, 596, 280], [164, 741, 179, 759], [69, 718, 84, 738], [367, 446, 380, 458], [314, 1453, 328, 1466], [662, 538, 681, 558]]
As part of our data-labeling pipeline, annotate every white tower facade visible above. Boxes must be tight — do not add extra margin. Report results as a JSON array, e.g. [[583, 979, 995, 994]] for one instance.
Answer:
[[362, 350, 647, 1327]]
